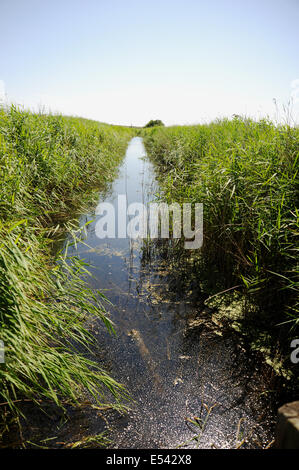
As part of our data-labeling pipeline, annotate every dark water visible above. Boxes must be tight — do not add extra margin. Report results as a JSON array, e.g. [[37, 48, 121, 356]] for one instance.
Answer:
[[57, 137, 276, 449]]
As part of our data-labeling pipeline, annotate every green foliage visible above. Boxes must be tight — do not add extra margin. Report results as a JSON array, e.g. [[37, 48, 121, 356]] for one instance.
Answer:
[[0, 226, 126, 410], [0, 105, 133, 440], [144, 119, 165, 128]]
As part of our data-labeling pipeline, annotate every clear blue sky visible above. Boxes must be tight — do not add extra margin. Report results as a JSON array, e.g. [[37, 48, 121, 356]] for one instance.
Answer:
[[1, 0, 298, 125]]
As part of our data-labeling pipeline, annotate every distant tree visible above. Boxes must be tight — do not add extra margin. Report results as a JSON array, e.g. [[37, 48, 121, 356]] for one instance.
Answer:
[[144, 119, 165, 128]]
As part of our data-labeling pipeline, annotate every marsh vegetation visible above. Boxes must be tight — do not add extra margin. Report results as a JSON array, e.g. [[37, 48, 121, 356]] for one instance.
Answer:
[[0, 107, 297, 448], [0, 105, 134, 444], [142, 117, 299, 383]]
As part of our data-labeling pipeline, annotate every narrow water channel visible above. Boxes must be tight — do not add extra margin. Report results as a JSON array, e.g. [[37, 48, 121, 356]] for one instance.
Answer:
[[64, 137, 275, 449]]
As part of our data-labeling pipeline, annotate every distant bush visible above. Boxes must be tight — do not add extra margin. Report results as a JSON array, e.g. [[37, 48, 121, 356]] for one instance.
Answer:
[[144, 119, 165, 128]]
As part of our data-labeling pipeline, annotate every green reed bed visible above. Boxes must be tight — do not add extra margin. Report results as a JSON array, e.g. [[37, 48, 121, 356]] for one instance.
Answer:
[[0, 105, 134, 442], [143, 118, 298, 375]]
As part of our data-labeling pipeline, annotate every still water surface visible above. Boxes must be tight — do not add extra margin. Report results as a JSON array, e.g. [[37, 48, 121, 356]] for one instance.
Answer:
[[64, 137, 275, 449]]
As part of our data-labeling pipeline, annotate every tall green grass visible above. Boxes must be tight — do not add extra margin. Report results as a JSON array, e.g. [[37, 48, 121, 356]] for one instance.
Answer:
[[0, 106, 133, 222], [0, 105, 134, 442], [143, 117, 298, 363]]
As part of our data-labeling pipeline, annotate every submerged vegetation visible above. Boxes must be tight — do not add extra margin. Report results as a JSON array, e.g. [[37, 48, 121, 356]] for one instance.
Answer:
[[143, 117, 298, 382], [0, 105, 134, 444]]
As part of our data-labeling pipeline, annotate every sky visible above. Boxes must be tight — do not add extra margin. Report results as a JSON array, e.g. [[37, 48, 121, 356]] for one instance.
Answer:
[[1, 0, 299, 126]]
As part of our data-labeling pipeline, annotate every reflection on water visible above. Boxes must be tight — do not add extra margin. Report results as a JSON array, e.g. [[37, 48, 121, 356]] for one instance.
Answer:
[[62, 137, 276, 448]]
